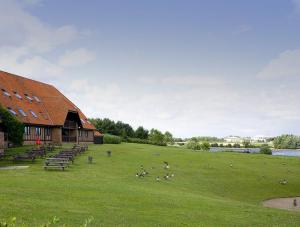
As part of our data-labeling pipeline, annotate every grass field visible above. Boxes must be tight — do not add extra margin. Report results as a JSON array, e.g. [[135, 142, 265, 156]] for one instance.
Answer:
[[0, 143, 300, 226]]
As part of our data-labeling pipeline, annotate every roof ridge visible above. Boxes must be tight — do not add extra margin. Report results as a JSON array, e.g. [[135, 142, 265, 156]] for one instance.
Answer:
[[0, 69, 55, 88]]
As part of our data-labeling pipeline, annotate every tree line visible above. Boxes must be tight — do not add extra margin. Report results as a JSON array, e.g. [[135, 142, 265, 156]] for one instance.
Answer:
[[89, 118, 174, 146]]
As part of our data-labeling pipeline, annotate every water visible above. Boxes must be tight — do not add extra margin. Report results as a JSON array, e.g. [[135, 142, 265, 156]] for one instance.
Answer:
[[272, 149, 300, 157], [210, 147, 300, 157]]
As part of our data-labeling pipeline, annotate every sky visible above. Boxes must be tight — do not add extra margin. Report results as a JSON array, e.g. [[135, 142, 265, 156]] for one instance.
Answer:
[[1, 0, 300, 138]]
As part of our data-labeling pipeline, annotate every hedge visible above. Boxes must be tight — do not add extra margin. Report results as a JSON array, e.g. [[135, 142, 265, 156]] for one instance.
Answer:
[[103, 134, 122, 144]]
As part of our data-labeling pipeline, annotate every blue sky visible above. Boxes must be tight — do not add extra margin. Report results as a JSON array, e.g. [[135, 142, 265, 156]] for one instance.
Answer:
[[1, 0, 300, 138]]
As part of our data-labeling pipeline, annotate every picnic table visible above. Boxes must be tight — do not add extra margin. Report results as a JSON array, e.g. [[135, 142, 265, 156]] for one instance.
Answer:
[[44, 158, 69, 171], [13, 153, 36, 162]]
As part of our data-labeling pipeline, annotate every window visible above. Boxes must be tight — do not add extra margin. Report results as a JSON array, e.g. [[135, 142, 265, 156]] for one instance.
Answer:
[[45, 128, 51, 137], [18, 108, 27, 117], [24, 126, 31, 135], [81, 118, 86, 124], [2, 89, 11, 97], [85, 131, 89, 138], [13, 92, 22, 99], [33, 96, 41, 102], [35, 127, 41, 136], [24, 94, 33, 101], [7, 107, 17, 116], [30, 110, 38, 118]]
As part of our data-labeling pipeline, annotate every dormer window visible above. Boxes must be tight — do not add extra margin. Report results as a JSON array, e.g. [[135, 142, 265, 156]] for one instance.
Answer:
[[24, 94, 33, 101], [2, 89, 11, 97], [7, 107, 17, 116], [14, 92, 22, 99], [33, 96, 41, 102], [30, 110, 38, 118], [18, 108, 27, 117]]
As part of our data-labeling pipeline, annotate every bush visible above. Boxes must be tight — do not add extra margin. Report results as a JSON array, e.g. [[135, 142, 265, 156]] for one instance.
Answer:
[[0, 105, 24, 146], [200, 141, 210, 151], [211, 143, 219, 147], [260, 144, 272, 155], [233, 143, 240, 148], [186, 140, 201, 150], [103, 134, 122, 144], [126, 137, 166, 146]]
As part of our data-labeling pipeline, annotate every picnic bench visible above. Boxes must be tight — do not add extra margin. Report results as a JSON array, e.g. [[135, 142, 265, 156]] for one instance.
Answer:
[[44, 158, 69, 171], [13, 153, 36, 162]]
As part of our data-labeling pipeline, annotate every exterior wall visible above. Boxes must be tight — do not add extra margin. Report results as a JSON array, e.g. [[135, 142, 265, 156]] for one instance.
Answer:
[[78, 130, 94, 142], [23, 125, 52, 142], [52, 127, 62, 144]]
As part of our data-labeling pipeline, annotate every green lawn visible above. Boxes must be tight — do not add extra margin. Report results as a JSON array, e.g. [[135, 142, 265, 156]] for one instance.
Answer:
[[0, 143, 300, 226]]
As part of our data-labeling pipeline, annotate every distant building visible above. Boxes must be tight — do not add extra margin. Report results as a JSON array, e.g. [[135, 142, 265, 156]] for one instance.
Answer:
[[251, 135, 270, 143], [0, 70, 102, 146], [224, 136, 243, 144]]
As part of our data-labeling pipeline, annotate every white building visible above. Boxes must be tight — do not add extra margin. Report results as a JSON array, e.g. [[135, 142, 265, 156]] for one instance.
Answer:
[[224, 136, 243, 144]]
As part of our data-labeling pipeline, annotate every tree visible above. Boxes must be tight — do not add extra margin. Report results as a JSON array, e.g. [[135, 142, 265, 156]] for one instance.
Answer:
[[164, 131, 174, 144], [0, 105, 24, 146], [200, 141, 210, 151], [260, 144, 272, 155], [149, 129, 165, 145], [135, 126, 149, 139], [273, 134, 300, 149], [186, 140, 201, 150]]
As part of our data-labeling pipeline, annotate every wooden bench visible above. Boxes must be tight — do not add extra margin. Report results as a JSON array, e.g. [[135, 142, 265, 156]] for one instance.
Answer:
[[13, 153, 36, 162], [44, 158, 69, 171]]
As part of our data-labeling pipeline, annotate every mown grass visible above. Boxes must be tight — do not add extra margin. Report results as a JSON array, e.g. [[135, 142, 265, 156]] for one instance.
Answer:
[[0, 143, 300, 226]]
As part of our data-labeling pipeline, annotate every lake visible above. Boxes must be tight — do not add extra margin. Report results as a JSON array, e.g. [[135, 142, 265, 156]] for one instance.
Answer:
[[210, 147, 300, 157]]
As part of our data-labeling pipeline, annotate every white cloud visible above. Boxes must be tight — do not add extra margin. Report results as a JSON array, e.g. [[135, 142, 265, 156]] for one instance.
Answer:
[[257, 49, 300, 79], [0, 0, 91, 82], [59, 48, 96, 67]]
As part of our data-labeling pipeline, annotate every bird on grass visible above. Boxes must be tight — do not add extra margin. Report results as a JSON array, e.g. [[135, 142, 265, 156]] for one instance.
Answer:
[[279, 179, 288, 185], [163, 161, 170, 169]]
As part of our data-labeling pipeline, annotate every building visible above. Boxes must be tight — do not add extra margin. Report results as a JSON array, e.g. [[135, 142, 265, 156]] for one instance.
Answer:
[[224, 136, 243, 144], [251, 135, 270, 143], [0, 70, 101, 145]]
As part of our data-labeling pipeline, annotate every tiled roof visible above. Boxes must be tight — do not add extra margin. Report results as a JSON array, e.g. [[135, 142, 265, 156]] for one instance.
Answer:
[[0, 70, 95, 130]]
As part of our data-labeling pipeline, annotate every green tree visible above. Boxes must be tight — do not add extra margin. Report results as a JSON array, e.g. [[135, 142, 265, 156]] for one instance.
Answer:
[[164, 131, 174, 144], [260, 144, 272, 155], [135, 126, 149, 139], [149, 129, 165, 145], [200, 141, 211, 151], [0, 105, 24, 146]]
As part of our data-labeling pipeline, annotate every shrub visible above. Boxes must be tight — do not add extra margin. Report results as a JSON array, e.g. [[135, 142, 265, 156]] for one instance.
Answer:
[[226, 144, 232, 148], [103, 134, 122, 144], [260, 144, 272, 155], [211, 143, 219, 147], [125, 137, 167, 146], [0, 105, 24, 146], [200, 141, 211, 151], [233, 143, 240, 148], [186, 140, 201, 150]]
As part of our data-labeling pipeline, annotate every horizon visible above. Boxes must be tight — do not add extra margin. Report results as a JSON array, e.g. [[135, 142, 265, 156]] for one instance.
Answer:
[[1, 0, 300, 138]]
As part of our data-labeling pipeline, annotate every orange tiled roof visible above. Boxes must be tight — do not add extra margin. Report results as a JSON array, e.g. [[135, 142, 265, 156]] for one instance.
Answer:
[[0, 70, 95, 130], [94, 130, 103, 136]]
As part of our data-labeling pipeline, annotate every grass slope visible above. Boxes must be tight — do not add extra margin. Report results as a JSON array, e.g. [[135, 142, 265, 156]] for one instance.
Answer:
[[0, 143, 300, 226]]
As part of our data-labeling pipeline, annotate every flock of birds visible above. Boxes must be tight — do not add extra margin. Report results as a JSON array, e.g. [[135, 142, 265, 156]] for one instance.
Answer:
[[135, 161, 175, 182]]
